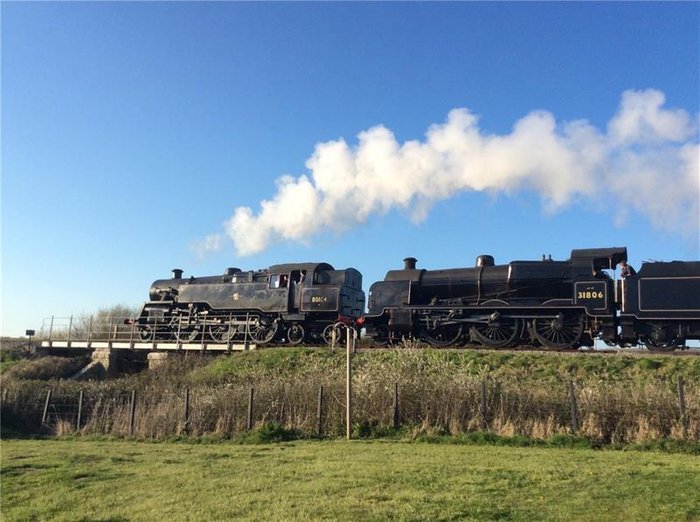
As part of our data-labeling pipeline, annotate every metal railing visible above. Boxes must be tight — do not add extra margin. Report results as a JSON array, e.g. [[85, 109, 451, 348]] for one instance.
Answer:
[[38, 315, 255, 351]]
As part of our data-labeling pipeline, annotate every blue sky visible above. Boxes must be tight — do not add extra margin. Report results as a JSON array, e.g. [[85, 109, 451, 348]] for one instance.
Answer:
[[2, 2, 698, 336]]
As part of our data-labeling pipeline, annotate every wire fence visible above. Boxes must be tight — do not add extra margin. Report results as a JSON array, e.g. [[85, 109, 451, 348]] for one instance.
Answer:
[[1, 377, 696, 443]]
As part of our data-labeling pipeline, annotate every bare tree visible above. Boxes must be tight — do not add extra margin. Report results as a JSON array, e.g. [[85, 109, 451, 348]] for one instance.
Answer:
[[70, 305, 140, 340]]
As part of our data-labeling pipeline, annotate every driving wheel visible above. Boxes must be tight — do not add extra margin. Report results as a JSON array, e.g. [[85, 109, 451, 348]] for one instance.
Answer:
[[532, 313, 583, 349]]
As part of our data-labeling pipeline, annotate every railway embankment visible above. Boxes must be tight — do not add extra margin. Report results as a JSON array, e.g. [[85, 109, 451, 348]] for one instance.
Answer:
[[1, 347, 698, 447]]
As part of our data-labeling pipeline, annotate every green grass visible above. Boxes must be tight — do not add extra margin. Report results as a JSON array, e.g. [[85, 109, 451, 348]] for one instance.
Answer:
[[2, 439, 699, 521], [194, 347, 700, 385]]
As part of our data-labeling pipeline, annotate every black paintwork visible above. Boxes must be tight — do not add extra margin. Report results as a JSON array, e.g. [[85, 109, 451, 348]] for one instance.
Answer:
[[137, 262, 364, 344], [367, 248, 625, 319]]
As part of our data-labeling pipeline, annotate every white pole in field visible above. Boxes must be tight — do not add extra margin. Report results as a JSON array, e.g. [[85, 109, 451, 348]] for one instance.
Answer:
[[346, 325, 352, 440]]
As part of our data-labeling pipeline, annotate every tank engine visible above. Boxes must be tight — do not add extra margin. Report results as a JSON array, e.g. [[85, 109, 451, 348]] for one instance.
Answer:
[[364, 247, 700, 351], [136, 262, 365, 345]]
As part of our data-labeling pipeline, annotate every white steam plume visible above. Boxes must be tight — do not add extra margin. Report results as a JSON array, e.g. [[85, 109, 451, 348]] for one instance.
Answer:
[[196, 89, 698, 257]]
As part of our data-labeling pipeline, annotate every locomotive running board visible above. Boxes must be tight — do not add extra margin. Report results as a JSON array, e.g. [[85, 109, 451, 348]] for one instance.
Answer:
[[41, 340, 257, 351]]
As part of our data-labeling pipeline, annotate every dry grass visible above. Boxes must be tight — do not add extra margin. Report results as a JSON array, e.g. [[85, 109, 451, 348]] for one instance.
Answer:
[[1, 348, 698, 444]]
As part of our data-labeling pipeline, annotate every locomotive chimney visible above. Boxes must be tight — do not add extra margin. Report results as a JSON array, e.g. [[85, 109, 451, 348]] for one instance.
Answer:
[[224, 267, 241, 276], [403, 257, 417, 270], [476, 255, 495, 268], [172, 268, 183, 279]]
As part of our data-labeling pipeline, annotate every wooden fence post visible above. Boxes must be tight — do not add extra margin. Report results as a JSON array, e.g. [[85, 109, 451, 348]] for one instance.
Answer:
[[480, 380, 488, 430], [41, 388, 53, 427], [129, 390, 136, 437], [76, 390, 84, 432], [568, 380, 579, 434], [392, 382, 400, 430], [317, 385, 324, 437], [678, 376, 687, 438], [346, 326, 352, 440], [184, 387, 191, 435], [246, 387, 255, 431]]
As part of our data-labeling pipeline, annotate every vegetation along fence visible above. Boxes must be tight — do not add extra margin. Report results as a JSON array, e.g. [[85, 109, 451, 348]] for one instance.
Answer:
[[1, 376, 696, 443]]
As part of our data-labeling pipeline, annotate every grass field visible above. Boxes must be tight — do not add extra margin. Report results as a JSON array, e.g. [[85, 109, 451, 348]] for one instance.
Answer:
[[2, 439, 699, 521]]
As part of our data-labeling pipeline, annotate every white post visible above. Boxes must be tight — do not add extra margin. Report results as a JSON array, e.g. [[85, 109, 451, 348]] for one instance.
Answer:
[[87, 316, 93, 346], [49, 316, 55, 342], [346, 325, 352, 440], [67, 315, 73, 345]]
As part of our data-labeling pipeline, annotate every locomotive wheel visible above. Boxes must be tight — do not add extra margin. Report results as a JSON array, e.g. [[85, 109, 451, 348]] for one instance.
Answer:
[[644, 340, 677, 353], [322, 323, 346, 346], [420, 324, 463, 348], [532, 312, 583, 349], [175, 326, 200, 343], [249, 319, 278, 344], [471, 314, 522, 348], [286, 324, 305, 345], [209, 324, 237, 343], [138, 325, 155, 341], [643, 324, 681, 352]]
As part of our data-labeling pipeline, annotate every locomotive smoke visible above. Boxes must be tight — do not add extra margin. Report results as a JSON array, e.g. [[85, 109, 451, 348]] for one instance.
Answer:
[[197, 89, 698, 256]]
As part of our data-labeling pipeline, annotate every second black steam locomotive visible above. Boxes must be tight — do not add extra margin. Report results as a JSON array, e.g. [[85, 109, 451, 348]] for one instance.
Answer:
[[364, 247, 700, 351]]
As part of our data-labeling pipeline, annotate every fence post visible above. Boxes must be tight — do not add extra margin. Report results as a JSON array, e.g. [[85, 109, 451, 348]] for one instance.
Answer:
[[346, 326, 352, 440], [87, 316, 93, 346], [49, 316, 55, 342], [568, 380, 579, 434], [184, 387, 191, 435], [480, 380, 488, 430], [129, 390, 136, 437], [678, 376, 687, 438], [246, 387, 255, 431], [67, 315, 73, 345], [317, 385, 324, 437], [392, 382, 400, 430], [41, 388, 53, 426], [76, 390, 84, 431], [108, 317, 115, 348]]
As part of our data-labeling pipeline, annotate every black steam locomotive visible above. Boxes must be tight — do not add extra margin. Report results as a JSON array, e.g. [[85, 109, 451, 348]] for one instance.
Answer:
[[133, 246, 699, 351], [136, 263, 365, 345], [364, 247, 700, 351]]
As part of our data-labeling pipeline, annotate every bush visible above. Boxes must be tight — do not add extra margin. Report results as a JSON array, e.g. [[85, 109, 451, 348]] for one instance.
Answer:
[[240, 422, 302, 443], [3, 356, 90, 381]]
